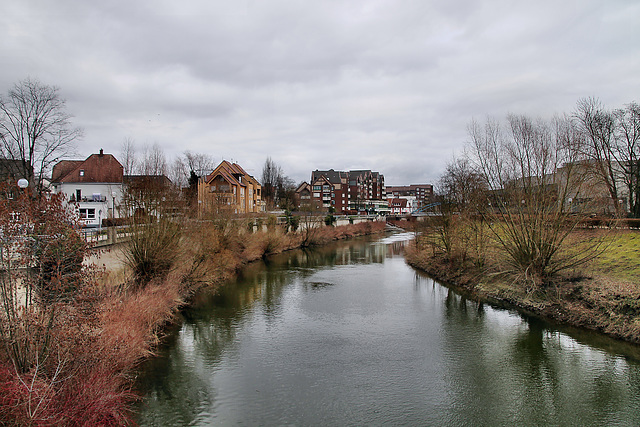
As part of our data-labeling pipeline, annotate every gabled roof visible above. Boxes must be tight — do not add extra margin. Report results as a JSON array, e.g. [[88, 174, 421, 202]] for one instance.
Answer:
[[205, 160, 261, 188], [51, 160, 83, 182], [312, 169, 346, 185], [311, 175, 332, 187], [296, 181, 311, 193], [389, 198, 408, 207], [52, 150, 123, 184]]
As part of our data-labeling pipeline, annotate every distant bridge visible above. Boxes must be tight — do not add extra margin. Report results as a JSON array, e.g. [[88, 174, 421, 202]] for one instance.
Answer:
[[411, 202, 441, 215]]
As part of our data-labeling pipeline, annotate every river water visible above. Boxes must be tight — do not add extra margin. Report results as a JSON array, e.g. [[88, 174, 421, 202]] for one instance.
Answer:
[[136, 232, 640, 426]]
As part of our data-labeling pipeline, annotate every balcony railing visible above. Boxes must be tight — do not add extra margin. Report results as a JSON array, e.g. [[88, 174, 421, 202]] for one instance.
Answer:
[[70, 196, 107, 203]]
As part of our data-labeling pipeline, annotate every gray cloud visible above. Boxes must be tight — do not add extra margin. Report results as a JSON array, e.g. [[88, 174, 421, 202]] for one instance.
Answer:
[[1, 0, 639, 185]]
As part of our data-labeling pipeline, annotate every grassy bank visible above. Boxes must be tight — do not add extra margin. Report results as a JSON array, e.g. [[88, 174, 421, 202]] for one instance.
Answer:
[[405, 228, 640, 344], [0, 220, 385, 425]]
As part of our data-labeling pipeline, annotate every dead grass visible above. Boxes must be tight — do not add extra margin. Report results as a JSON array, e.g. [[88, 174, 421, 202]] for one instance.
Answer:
[[0, 219, 387, 424], [406, 226, 640, 344]]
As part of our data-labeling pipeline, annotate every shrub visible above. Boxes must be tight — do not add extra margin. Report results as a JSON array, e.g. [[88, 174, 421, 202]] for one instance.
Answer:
[[122, 219, 182, 287], [324, 214, 336, 226], [0, 192, 91, 373]]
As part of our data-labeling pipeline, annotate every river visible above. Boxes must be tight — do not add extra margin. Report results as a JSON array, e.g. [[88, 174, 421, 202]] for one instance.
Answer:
[[136, 232, 640, 426]]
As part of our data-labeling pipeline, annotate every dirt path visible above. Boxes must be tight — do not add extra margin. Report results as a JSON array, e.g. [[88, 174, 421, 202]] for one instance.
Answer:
[[85, 243, 127, 272]]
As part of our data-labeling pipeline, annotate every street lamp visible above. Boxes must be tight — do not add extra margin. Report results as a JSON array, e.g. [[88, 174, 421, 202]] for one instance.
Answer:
[[17, 179, 28, 199]]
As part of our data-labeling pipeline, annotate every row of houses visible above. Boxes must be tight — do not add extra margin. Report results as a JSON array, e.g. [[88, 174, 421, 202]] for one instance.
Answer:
[[385, 185, 435, 215], [295, 169, 388, 214], [37, 150, 266, 226], [1, 149, 440, 226], [293, 168, 435, 216]]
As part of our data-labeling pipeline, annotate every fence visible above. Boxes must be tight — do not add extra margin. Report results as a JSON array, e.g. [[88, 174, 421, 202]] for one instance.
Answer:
[[81, 225, 131, 247]]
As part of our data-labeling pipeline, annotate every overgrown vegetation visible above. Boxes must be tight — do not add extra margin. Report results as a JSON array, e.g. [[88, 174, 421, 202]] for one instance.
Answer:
[[0, 185, 384, 424], [0, 190, 133, 425], [406, 97, 640, 343]]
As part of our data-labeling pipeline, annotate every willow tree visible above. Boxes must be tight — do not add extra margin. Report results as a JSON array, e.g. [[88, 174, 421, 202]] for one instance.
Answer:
[[469, 114, 604, 286]]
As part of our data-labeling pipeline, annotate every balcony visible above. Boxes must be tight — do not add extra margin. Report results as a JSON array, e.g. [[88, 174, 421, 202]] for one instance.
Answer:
[[70, 195, 107, 203]]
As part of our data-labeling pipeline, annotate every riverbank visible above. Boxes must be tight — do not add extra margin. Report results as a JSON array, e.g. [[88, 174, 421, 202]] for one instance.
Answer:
[[404, 229, 640, 345], [0, 220, 386, 425]]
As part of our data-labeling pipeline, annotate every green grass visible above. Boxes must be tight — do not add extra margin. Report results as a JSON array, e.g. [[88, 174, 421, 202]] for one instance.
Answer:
[[587, 231, 640, 283]]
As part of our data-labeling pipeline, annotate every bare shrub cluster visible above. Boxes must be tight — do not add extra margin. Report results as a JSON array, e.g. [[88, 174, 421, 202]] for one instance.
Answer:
[[0, 190, 136, 425], [419, 110, 625, 289]]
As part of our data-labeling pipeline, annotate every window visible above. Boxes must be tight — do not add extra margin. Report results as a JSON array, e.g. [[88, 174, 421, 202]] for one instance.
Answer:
[[76, 189, 81, 201], [79, 208, 96, 219], [79, 170, 85, 177], [313, 185, 321, 191]]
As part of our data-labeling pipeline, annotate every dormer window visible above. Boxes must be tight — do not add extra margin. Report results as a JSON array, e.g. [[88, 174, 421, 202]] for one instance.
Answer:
[[79, 170, 85, 177]]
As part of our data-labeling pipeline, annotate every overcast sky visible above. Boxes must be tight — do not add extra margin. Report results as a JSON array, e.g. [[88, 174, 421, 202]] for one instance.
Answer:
[[2, 1, 639, 185]]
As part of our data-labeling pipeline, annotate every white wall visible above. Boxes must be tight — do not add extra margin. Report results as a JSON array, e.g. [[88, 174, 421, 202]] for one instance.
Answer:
[[52, 182, 124, 227]]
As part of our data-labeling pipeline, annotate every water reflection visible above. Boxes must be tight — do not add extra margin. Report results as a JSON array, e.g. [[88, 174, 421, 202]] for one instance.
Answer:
[[437, 287, 640, 426], [137, 233, 640, 426]]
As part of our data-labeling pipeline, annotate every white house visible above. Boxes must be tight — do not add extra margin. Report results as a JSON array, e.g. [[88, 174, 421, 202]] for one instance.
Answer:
[[51, 149, 124, 227], [387, 195, 419, 215]]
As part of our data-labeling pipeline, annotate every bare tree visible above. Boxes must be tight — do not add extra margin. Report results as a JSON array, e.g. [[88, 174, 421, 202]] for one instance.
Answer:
[[183, 150, 215, 178], [469, 114, 602, 285], [0, 78, 82, 191], [261, 157, 281, 208], [612, 102, 640, 217], [140, 143, 167, 176], [276, 175, 297, 211], [120, 137, 137, 175], [430, 157, 487, 265], [573, 97, 622, 214], [184, 151, 214, 201], [437, 157, 485, 212], [169, 156, 188, 189]]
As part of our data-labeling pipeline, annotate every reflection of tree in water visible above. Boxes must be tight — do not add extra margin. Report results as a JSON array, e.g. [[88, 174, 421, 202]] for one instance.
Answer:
[[136, 319, 215, 426], [509, 318, 640, 425], [385, 240, 408, 257], [438, 288, 640, 425], [137, 236, 389, 424]]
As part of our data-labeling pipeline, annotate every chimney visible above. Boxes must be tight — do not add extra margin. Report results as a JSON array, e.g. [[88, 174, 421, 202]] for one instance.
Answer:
[[99, 148, 104, 156]]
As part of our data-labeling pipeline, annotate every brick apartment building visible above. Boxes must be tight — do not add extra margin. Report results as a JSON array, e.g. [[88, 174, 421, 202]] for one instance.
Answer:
[[385, 184, 434, 211], [297, 169, 387, 214]]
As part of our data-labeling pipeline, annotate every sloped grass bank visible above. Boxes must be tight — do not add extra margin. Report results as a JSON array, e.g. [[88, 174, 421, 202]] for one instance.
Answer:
[[405, 230, 640, 344]]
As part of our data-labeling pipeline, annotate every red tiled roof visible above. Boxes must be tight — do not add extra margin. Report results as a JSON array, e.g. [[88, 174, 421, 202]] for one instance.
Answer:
[[51, 160, 83, 182], [52, 151, 123, 183]]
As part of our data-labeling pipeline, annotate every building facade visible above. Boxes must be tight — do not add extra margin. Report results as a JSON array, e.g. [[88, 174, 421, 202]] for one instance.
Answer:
[[385, 184, 434, 212], [51, 149, 124, 227], [198, 160, 264, 216], [298, 169, 387, 214]]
